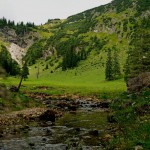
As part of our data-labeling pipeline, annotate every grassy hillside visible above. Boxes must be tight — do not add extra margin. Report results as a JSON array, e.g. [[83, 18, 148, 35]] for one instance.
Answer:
[[3, 50, 126, 98], [0, 0, 149, 96], [25, 0, 149, 71]]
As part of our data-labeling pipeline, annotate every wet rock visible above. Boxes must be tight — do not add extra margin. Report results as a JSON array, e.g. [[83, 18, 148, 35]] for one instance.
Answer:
[[42, 137, 48, 142], [46, 128, 52, 135], [28, 127, 53, 137], [28, 142, 35, 147], [0, 130, 4, 138], [68, 105, 77, 111], [39, 121, 53, 127], [89, 130, 99, 136], [1, 139, 29, 150], [56, 102, 69, 108], [82, 146, 101, 150], [100, 101, 110, 108], [44, 143, 67, 150], [46, 121, 53, 126], [24, 125, 30, 129], [75, 127, 81, 132], [39, 110, 56, 122], [68, 137, 80, 147], [28, 136, 48, 145], [0, 133, 3, 138], [82, 136, 92, 140]]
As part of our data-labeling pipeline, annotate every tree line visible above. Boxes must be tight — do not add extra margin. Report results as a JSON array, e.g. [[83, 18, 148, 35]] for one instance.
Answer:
[[0, 17, 36, 35], [105, 47, 121, 81]]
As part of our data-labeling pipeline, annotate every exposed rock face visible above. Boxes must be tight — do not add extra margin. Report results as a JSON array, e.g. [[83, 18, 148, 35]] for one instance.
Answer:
[[8, 43, 27, 66], [0, 27, 39, 48], [127, 72, 150, 93], [0, 27, 40, 66]]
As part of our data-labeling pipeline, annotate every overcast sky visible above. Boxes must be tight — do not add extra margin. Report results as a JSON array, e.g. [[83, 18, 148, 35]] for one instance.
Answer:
[[0, 0, 112, 25]]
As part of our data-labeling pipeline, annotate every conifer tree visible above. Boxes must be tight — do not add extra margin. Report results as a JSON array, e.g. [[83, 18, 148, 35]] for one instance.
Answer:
[[22, 63, 29, 80], [113, 49, 121, 79], [17, 62, 29, 91], [105, 49, 113, 80], [125, 29, 150, 79], [62, 45, 78, 70]]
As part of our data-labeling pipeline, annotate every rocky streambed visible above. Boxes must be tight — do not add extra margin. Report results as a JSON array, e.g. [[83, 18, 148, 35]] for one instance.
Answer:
[[0, 98, 113, 150]]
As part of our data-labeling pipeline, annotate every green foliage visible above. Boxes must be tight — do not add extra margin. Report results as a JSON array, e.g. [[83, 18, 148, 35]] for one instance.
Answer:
[[45, 64, 49, 70], [105, 47, 121, 81], [105, 49, 113, 80], [89, 36, 106, 52], [0, 17, 36, 36], [25, 39, 46, 65], [124, 53, 130, 82], [77, 18, 97, 34], [125, 29, 150, 79], [80, 48, 87, 60], [110, 90, 150, 149], [67, 13, 85, 22], [123, 19, 128, 32], [0, 45, 20, 76], [113, 49, 121, 79], [136, 0, 150, 15], [62, 38, 80, 70], [112, 0, 133, 13], [0, 17, 15, 29], [21, 63, 29, 79]]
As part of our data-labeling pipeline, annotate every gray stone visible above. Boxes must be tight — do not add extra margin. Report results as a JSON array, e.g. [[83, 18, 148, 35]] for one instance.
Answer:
[[82, 146, 101, 150], [44, 144, 67, 150]]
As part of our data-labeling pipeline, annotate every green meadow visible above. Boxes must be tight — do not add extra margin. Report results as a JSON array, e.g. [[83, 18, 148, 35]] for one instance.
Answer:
[[2, 52, 126, 98]]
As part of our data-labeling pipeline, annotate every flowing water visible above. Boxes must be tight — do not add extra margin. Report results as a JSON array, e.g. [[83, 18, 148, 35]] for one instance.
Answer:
[[0, 99, 109, 150]]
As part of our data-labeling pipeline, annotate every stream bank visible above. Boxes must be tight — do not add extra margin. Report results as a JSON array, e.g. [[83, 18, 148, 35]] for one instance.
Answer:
[[0, 96, 113, 150]]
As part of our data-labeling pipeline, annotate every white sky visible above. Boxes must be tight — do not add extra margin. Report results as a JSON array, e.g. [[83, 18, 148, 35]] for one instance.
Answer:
[[0, 0, 112, 25]]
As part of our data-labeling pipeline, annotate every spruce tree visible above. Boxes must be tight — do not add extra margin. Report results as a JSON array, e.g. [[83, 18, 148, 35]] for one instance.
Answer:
[[62, 45, 78, 70], [125, 29, 150, 79], [105, 49, 113, 80], [113, 49, 121, 79]]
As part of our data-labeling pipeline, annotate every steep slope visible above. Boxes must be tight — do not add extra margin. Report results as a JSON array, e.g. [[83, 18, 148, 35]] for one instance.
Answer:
[[0, 0, 149, 80], [26, 0, 149, 81], [0, 23, 38, 66], [8, 43, 26, 66], [0, 18, 63, 66]]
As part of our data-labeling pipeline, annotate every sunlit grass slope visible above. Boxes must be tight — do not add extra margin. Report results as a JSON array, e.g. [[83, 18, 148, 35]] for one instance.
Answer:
[[3, 50, 126, 98]]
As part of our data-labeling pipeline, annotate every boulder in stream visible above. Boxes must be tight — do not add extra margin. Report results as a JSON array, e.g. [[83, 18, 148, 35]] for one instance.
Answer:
[[39, 110, 56, 122]]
